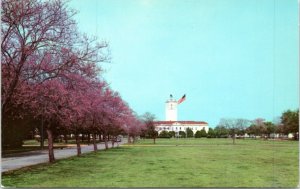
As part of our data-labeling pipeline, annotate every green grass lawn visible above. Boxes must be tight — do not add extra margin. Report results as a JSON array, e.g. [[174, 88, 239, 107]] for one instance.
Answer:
[[2, 138, 298, 187]]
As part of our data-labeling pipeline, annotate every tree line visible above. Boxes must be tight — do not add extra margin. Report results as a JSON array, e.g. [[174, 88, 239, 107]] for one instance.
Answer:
[[1, 0, 145, 162], [154, 109, 299, 144]]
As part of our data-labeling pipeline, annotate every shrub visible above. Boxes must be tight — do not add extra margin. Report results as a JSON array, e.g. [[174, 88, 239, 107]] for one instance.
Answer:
[[186, 128, 194, 138], [200, 128, 207, 137], [207, 128, 216, 138], [179, 131, 186, 138], [158, 131, 171, 138], [169, 131, 176, 138], [195, 131, 202, 138]]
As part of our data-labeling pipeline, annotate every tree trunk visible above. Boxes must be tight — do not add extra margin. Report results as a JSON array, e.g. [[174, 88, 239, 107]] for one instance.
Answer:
[[75, 134, 81, 156], [46, 128, 55, 163], [64, 134, 68, 144], [112, 137, 115, 148], [40, 122, 45, 149], [127, 135, 131, 144], [153, 137, 156, 144], [104, 135, 108, 149], [92, 133, 97, 151], [116, 138, 120, 147], [40, 136, 45, 149], [232, 135, 236, 144], [81, 134, 84, 142], [87, 133, 91, 145]]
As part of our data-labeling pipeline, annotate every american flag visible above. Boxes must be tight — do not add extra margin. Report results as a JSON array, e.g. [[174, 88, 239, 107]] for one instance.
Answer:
[[177, 94, 186, 104]]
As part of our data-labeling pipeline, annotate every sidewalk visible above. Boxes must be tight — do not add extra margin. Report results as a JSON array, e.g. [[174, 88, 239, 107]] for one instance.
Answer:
[[1, 141, 126, 173]]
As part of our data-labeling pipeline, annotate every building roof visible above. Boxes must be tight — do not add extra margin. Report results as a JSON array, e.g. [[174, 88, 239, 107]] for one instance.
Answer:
[[154, 121, 208, 125]]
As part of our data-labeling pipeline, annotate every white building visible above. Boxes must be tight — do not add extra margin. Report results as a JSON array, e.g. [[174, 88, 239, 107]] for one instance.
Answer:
[[155, 95, 209, 135], [165, 97, 178, 121]]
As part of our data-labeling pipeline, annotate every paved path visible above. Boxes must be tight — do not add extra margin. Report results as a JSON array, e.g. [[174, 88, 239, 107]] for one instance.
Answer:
[[1, 141, 126, 173]]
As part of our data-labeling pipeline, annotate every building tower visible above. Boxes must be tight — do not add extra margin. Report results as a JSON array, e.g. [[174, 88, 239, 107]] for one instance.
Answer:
[[165, 94, 177, 121]]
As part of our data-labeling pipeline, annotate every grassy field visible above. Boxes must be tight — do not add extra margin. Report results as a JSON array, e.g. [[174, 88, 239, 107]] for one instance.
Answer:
[[2, 138, 299, 187]]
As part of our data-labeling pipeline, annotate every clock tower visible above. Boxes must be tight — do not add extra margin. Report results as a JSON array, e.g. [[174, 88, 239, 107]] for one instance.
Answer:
[[165, 94, 177, 121]]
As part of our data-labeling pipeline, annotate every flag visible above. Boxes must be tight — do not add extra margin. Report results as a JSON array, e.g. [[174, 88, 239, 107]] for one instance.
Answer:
[[177, 94, 186, 104]]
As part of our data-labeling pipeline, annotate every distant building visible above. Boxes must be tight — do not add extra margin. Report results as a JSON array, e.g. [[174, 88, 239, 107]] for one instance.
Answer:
[[154, 95, 209, 135]]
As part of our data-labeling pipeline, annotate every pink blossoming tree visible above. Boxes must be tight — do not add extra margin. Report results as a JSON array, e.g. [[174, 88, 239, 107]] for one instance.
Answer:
[[2, 0, 144, 163]]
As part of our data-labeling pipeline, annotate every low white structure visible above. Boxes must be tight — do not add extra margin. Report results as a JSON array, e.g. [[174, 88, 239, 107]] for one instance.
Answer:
[[155, 95, 209, 135], [155, 121, 209, 134]]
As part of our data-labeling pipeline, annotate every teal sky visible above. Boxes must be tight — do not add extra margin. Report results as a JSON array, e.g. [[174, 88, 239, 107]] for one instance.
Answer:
[[69, 0, 299, 127]]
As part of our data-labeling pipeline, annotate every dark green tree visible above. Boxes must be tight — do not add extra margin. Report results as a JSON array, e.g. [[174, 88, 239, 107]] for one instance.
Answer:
[[169, 131, 175, 138], [214, 126, 229, 138], [199, 128, 207, 137], [207, 128, 216, 138], [158, 131, 171, 138], [2, 112, 38, 148], [264, 122, 276, 138], [186, 128, 194, 138], [195, 130, 201, 138], [246, 124, 259, 138], [275, 124, 288, 136], [281, 109, 299, 140], [179, 131, 186, 138]]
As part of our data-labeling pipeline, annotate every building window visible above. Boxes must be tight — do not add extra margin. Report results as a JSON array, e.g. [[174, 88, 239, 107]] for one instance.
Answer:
[[180, 127, 181, 130], [176, 127, 177, 130]]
